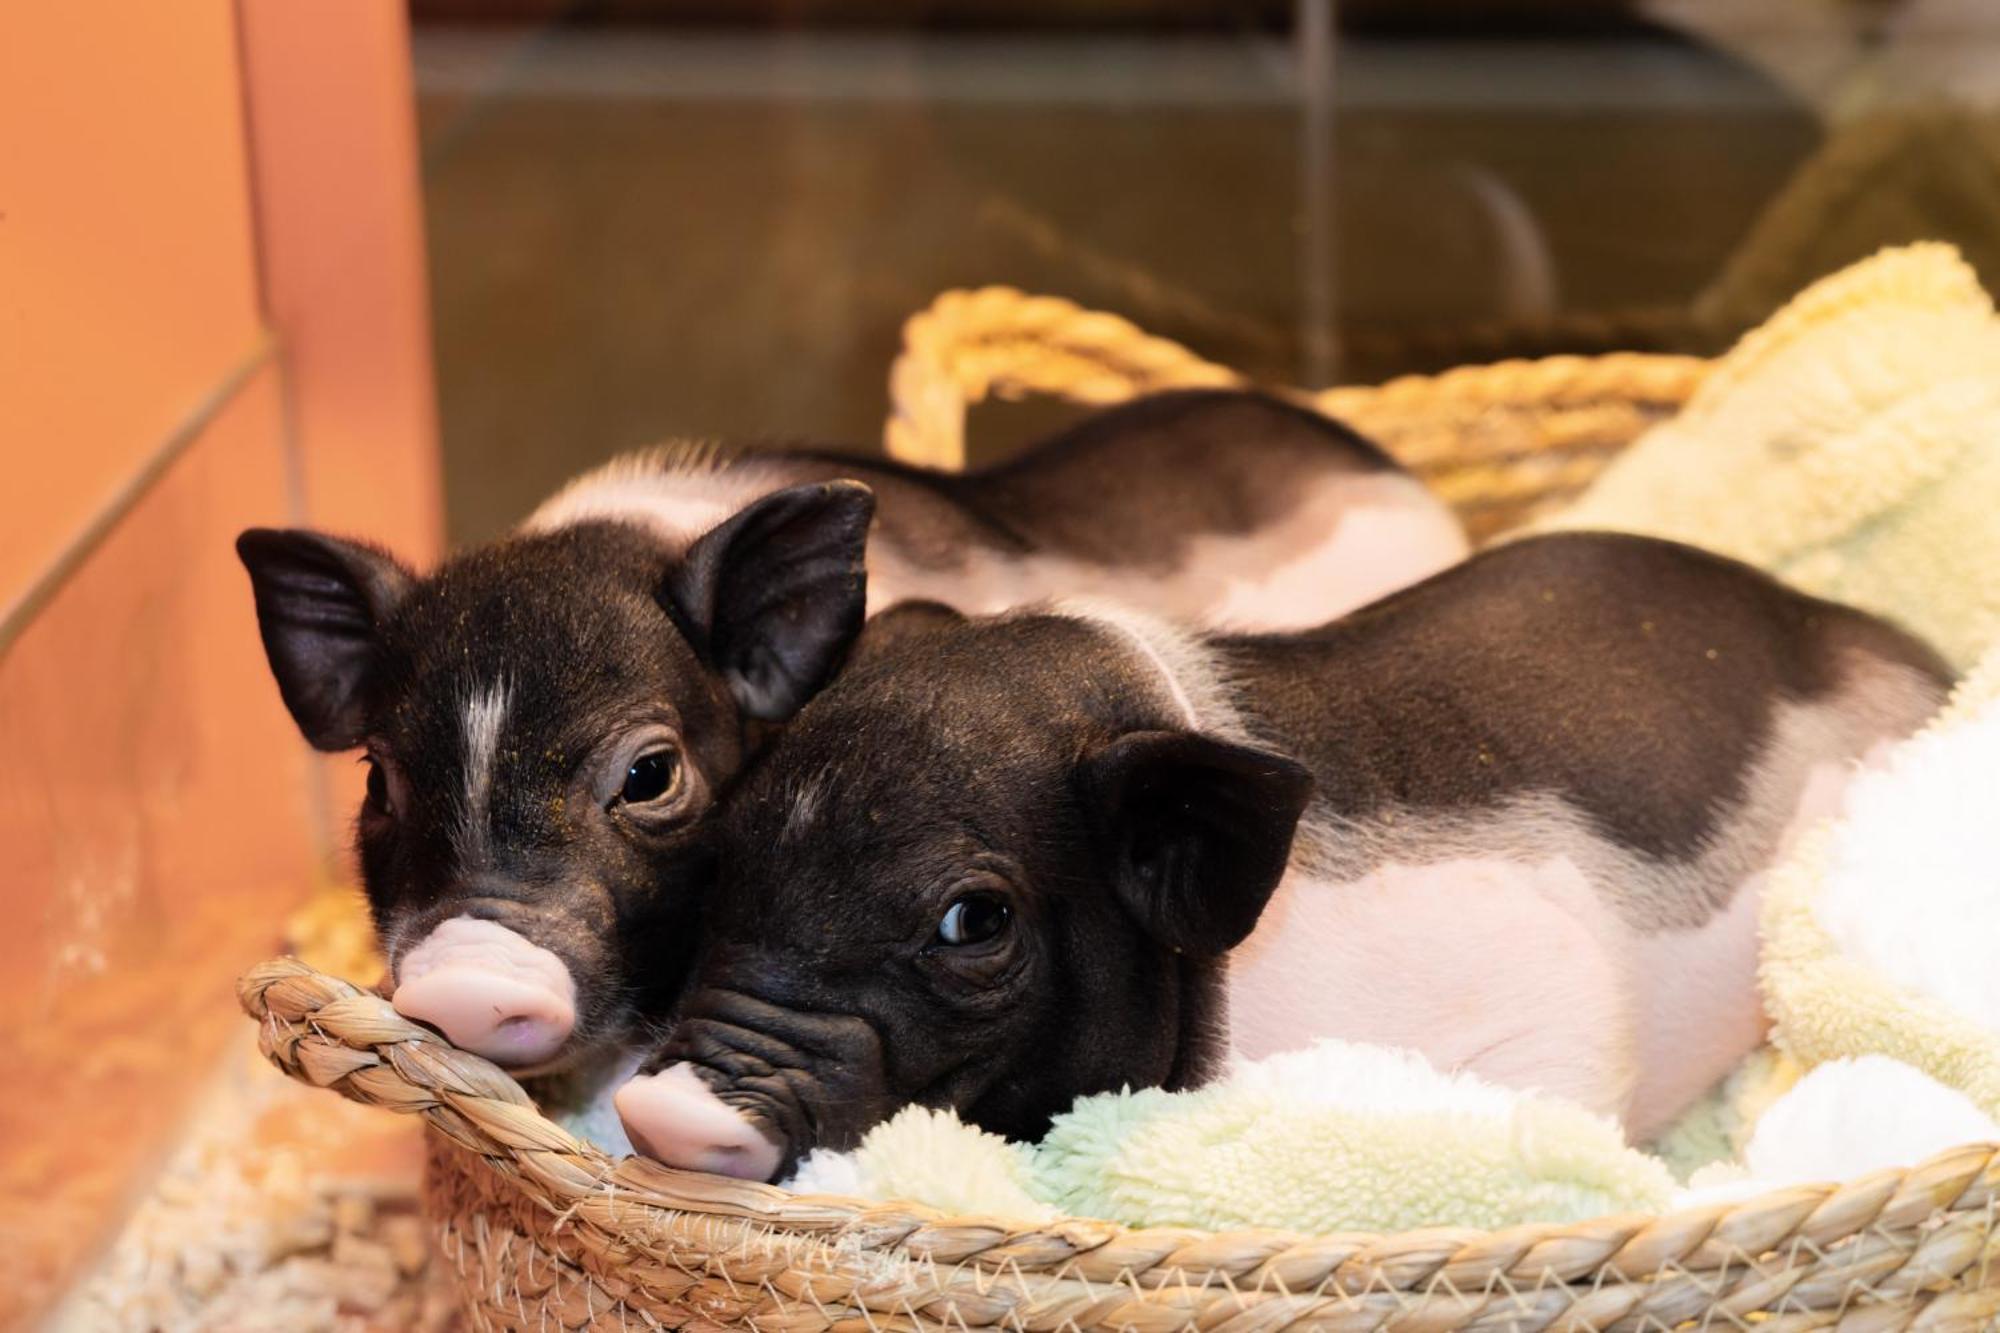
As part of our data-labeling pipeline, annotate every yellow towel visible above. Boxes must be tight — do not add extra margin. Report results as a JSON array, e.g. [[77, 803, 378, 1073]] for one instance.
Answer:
[[1541, 242, 2000, 671]]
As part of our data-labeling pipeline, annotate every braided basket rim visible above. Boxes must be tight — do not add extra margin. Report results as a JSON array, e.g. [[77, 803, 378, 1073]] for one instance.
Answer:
[[239, 958, 2000, 1326], [881, 284, 1710, 475]]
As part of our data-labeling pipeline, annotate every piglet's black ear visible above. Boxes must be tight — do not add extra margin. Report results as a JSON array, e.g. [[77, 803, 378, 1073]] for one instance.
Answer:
[[663, 481, 876, 722], [1081, 730, 1314, 957], [235, 529, 413, 751]]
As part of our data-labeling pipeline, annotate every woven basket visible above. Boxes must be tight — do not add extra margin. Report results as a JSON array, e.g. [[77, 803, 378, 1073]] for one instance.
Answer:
[[243, 289, 2000, 1330], [882, 287, 1705, 540]]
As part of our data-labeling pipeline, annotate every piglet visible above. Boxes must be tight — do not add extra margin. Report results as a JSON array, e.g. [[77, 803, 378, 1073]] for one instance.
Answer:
[[617, 533, 1949, 1179], [235, 391, 1464, 1086]]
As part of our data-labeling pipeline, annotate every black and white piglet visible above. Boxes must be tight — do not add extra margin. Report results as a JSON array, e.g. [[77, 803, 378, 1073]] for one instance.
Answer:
[[236, 391, 1464, 1082], [616, 533, 1949, 1179]]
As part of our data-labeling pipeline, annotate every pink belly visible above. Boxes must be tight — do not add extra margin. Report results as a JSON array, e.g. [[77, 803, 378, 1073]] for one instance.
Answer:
[[1227, 855, 1648, 1127], [1225, 762, 1875, 1139]]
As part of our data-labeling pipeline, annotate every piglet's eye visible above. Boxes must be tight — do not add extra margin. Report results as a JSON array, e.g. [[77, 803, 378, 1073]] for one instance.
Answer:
[[620, 750, 681, 805], [362, 756, 392, 816], [936, 893, 1010, 947]]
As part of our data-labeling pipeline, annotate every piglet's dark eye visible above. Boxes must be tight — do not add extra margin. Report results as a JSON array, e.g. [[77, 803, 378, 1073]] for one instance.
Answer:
[[621, 751, 680, 805], [363, 757, 391, 815], [936, 893, 1010, 947]]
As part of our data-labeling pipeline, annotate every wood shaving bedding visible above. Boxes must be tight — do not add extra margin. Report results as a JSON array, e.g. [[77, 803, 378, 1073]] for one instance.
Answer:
[[52, 890, 444, 1332]]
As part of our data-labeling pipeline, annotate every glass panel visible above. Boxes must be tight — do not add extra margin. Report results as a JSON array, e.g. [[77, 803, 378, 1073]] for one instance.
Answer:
[[414, 3, 2000, 541]]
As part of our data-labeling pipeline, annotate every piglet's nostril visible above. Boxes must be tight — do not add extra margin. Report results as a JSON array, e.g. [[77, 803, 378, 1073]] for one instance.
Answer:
[[616, 1064, 785, 1181], [390, 916, 577, 1068], [393, 967, 576, 1066]]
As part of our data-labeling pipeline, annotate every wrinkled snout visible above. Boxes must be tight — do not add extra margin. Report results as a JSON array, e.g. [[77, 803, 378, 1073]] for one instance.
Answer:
[[391, 916, 577, 1067], [615, 1064, 785, 1180]]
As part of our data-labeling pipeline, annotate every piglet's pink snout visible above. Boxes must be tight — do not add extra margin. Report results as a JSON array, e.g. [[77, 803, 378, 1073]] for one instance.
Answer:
[[616, 1064, 784, 1181], [392, 916, 577, 1068]]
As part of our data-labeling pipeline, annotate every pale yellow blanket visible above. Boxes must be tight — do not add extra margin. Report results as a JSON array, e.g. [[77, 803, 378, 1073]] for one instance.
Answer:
[[1542, 242, 2000, 672]]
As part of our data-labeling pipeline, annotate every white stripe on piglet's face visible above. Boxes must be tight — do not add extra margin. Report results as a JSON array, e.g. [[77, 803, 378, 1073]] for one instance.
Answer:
[[457, 681, 510, 866]]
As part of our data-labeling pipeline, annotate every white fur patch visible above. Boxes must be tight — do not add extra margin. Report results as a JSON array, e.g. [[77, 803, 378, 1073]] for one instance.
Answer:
[[458, 682, 510, 865], [522, 442, 781, 547], [781, 769, 831, 843], [1051, 600, 1223, 732], [1193, 473, 1467, 631]]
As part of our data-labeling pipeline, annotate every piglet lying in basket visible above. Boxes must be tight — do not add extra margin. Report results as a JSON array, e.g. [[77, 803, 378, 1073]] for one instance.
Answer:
[[234, 391, 1465, 1087], [616, 533, 1950, 1180]]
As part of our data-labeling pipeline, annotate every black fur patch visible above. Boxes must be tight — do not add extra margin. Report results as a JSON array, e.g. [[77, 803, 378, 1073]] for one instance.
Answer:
[[1223, 532, 1951, 859]]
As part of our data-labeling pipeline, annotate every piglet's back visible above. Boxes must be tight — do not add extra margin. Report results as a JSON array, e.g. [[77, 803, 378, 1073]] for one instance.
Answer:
[[1226, 531, 1949, 855]]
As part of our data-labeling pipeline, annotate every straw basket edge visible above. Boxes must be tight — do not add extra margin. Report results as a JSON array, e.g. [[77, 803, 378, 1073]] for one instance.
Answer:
[[240, 958, 2000, 1330]]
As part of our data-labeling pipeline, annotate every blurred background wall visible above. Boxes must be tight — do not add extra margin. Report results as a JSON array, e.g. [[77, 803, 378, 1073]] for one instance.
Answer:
[[0, 4, 438, 1322], [409, 0, 2000, 546]]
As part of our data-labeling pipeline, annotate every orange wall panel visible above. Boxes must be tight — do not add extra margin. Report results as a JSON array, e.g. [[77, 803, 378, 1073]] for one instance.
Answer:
[[0, 6, 443, 1315], [0, 2, 266, 611], [0, 367, 314, 1327], [237, 0, 446, 860], [239, 0, 445, 559]]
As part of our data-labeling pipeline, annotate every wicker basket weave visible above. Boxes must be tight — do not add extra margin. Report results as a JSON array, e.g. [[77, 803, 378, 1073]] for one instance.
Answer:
[[243, 289, 2000, 1331], [882, 287, 1707, 539]]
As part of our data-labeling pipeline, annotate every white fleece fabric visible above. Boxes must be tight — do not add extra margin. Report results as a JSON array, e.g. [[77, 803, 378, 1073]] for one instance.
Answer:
[[1765, 640, 2000, 1118], [1679, 1057, 2000, 1207], [787, 1039, 1673, 1234], [1738, 1058, 1999, 1186], [1812, 688, 2000, 1027], [774, 1042, 2000, 1234]]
